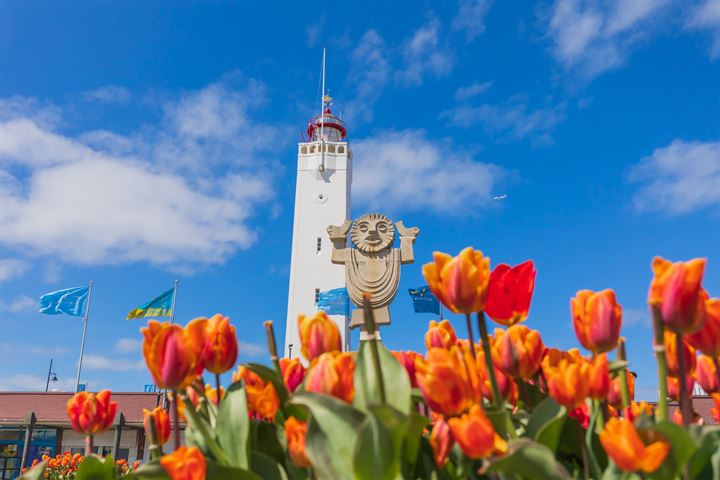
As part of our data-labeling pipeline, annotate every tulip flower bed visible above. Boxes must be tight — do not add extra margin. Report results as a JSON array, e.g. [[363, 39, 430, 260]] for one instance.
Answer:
[[20, 249, 720, 480]]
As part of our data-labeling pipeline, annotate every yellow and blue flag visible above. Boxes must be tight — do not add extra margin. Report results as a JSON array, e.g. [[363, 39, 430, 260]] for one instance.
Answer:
[[39, 286, 90, 316], [127, 287, 174, 320], [408, 286, 440, 315]]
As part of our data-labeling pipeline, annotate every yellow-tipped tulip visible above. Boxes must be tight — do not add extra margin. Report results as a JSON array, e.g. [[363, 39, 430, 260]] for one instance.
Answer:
[[142, 320, 206, 390], [285, 417, 311, 468], [198, 314, 238, 375], [415, 347, 481, 416], [160, 446, 206, 480], [663, 330, 696, 377], [425, 320, 458, 349], [599, 417, 669, 473], [423, 247, 491, 314], [493, 325, 544, 379], [66, 390, 118, 435], [298, 311, 341, 362], [694, 355, 719, 394], [648, 256, 707, 334], [541, 348, 590, 408], [687, 298, 720, 357], [429, 417, 453, 468], [305, 352, 355, 403], [447, 405, 508, 459], [571, 289, 622, 354], [143, 407, 170, 446]]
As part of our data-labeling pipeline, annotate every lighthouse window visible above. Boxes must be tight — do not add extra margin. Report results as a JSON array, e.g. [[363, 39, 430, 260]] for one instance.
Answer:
[[316, 237, 322, 254], [328, 145, 336, 153], [338, 146, 345, 154], [314, 288, 320, 304], [301, 146, 308, 154]]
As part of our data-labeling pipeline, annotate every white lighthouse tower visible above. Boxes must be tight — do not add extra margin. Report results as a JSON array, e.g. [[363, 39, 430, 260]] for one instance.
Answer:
[[284, 62, 351, 358]]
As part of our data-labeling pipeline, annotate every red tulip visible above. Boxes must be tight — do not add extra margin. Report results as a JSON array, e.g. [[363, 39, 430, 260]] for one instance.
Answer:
[[485, 261, 536, 326]]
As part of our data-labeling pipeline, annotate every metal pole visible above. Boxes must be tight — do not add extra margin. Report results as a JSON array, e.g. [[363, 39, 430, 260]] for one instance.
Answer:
[[19, 412, 36, 472], [45, 358, 53, 392], [75, 281, 93, 394], [112, 413, 125, 459], [320, 47, 325, 140], [169, 279, 178, 324]]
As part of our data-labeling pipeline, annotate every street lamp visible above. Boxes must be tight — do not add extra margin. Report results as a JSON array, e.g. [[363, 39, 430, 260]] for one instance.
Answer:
[[45, 359, 58, 392]]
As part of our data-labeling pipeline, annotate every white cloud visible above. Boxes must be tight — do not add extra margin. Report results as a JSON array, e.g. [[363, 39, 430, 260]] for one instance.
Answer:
[[115, 338, 141, 353], [685, 0, 720, 59], [0, 373, 77, 392], [441, 96, 565, 145], [452, 0, 493, 41], [306, 17, 325, 47], [545, 0, 665, 80], [629, 139, 720, 215], [83, 354, 146, 372], [352, 129, 504, 213], [0, 258, 29, 282], [344, 30, 390, 124], [396, 18, 453, 87], [238, 340, 265, 358], [0, 76, 279, 269], [82, 85, 132, 104], [623, 308, 652, 329], [0, 342, 69, 356], [0, 295, 37, 313], [454, 81, 493, 101]]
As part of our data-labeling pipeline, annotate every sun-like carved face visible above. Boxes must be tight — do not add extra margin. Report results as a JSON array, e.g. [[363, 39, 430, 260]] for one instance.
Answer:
[[351, 213, 395, 252]]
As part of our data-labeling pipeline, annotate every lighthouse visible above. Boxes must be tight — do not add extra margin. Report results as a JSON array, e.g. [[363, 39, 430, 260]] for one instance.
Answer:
[[284, 90, 351, 358]]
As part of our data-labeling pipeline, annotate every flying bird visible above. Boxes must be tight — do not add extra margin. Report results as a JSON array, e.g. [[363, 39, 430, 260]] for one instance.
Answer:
[[493, 194, 507, 201]]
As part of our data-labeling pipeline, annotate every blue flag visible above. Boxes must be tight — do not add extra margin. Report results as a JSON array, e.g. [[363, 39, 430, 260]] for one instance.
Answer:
[[39, 286, 90, 316], [316, 287, 350, 316], [408, 286, 440, 314]]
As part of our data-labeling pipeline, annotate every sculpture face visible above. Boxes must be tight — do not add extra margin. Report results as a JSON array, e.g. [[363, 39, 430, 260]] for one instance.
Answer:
[[351, 213, 395, 253]]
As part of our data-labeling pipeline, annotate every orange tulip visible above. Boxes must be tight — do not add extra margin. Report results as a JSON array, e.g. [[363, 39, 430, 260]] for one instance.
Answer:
[[142, 320, 206, 390], [204, 385, 224, 406], [143, 407, 170, 446], [447, 405, 508, 459], [392, 350, 422, 388], [429, 417, 453, 467], [280, 358, 306, 393], [198, 314, 238, 374], [666, 375, 694, 402], [663, 330, 696, 377], [485, 261, 536, 326], [648, 256, 707, 334], [694, 355, 719, 394], [160, 446, 206, 480], [305, 352, 355, 403], [542, 348, 590, 408], [571, 289, 622, 354], [66, 390, 118, 435], [423, 247, 491, 314], [285, 417, 311, 468], [477, 348, 518, 405], [298, 311, 341, 361], [415, 347, 481, 416], [425, 320, 458, 349], [493, 325, 544, 379], [686, 298, 720, 357], [233, 366, 280, 420], [608, 371, 635, 408], [626, 401, 654, 422], [600, 417, 669, 473], [710, 393, 720, 423], [587, 354, 610, 399]]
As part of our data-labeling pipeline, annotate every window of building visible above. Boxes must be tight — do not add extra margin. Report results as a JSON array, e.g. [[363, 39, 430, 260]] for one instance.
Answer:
[[316, 237, 322, 255], [328, 145, 336, 153], [338, 146, 345, 154], [314, 288, 320, 304], [301, 146, 308, 154]]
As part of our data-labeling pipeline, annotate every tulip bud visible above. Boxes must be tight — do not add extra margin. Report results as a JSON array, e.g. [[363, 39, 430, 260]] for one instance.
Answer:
[[141, 320, 205, 390], [587, 354, 610, 399], [666, 375, 694, 402], [160, 446, 206, 480], [694, 355, 719, 394], [143, 407, 170, 446], [608, 371, 635, 408], [663, 330, 696, 377], [298, 311, 341, 361], [233, 366, 280, 420], [280, 358, 306, 393], [493, 325, 544, 379], [66, 390, 118, 436], [425, 320, 458, 349], [429, 417, 453, 467], [198, 314, 238, 375], [541, 349, 590, 409], [447, 405, 508, 459], [571, 289, 622, 354], [415, 347, 481, 416], [599, 418, 669, 473], [305, 352, 355, 403], [285, 417, 312, 468], [648, 257, 707, 334], [485, 260, 536, 326], [423, 247, 491, 314], [686, 298, 720, 357], [391, 350, 422, 388]]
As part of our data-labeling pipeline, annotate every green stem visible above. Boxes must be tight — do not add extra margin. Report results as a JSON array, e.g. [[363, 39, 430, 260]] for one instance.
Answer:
[[264, 320, 283, 381], [464, 313, 477, 360], [180, 392, 231, 465], [147, 413, 163, 460], [171, 394, 181, 451], [617, 339, 631, 410], [651, 306, 669, 422], [578, 427, 590, 480], [593, 399, 605, 431], [675, 332, 692, 428], [215, 373, 222, 408], [363, 293, 386, 404], [84, 434, 93, 457]]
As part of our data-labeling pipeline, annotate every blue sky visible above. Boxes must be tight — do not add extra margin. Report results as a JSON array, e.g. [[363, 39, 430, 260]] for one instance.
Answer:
[[0, 0, 718, 399]]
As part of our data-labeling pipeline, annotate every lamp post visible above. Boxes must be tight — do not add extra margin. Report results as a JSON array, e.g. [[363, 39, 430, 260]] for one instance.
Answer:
[[45, 359, 58, 392]]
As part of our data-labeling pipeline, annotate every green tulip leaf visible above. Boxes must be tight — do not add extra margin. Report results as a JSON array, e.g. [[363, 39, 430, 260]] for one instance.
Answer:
[[353, 405, 409, 480], [290, 392, 364, 479], [17, 461, 46, 480], [484, 438, 572, 480], [126, 460, 171, 479], [76, 454, 117, 480], [216, 381, 251, 469], [646, 421, 698, 480], [246, 362, 290, 406], [688, 426, 720, 479], [251, 450, 288, 480], [206, 459, 262, 480], [525, 397, 567, 452], [251, 420, 285, 465], [353, 340, 412, 414]]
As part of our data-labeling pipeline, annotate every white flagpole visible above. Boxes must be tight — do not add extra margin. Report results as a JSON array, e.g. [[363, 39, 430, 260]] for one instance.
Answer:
[[74, 281, 93, 394], [169, 279, 178, 324]]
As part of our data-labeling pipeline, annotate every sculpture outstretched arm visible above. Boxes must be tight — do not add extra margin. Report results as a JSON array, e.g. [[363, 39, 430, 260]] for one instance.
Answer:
[[327, 219, 352, 264], [396, 221, 419, 264]]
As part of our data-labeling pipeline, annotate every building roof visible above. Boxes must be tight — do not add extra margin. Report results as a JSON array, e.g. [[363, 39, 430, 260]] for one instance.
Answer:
[[0, 392, 163, 427]]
